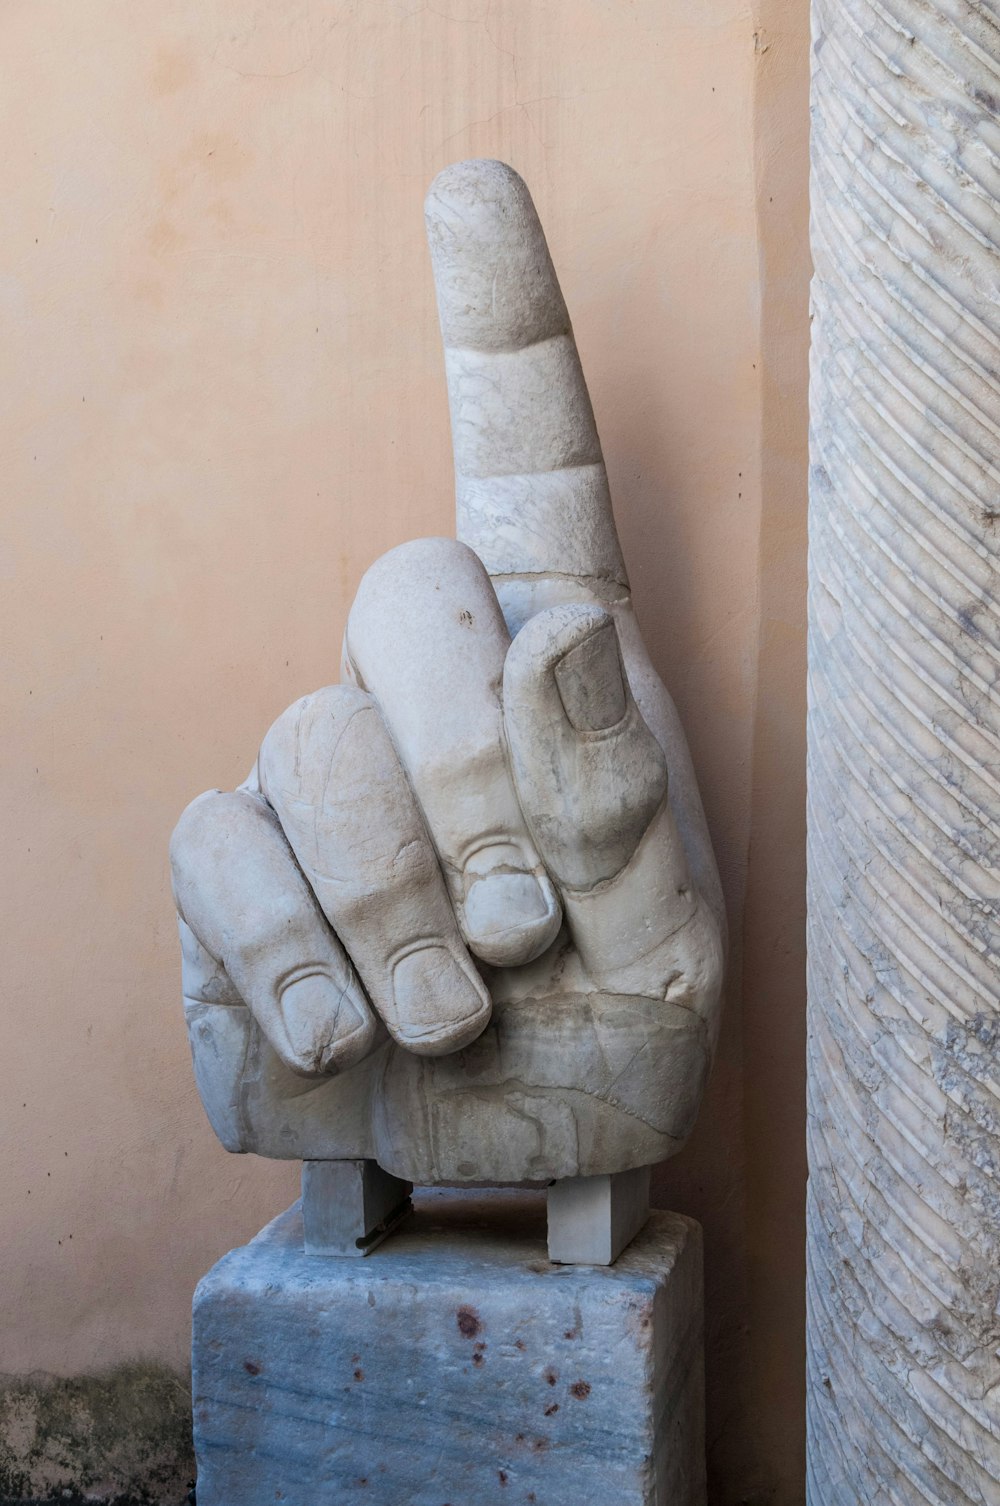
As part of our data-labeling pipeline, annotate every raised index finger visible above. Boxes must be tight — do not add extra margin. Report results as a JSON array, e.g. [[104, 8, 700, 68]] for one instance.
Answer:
[[425, 159, 629, 628]]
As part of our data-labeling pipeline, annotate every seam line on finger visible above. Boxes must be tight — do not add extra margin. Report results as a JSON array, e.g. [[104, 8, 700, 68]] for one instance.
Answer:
[[458, 460, 602, 478], [442, 328, 573, 357], [485, 569, 631, 595]]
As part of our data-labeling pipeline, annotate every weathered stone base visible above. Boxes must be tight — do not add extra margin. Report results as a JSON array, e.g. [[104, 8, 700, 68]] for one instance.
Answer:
[[192, 1190, 705, 1506]]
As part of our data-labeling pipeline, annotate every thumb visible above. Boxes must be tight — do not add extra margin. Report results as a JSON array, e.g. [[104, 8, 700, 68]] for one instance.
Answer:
[[503, 605, 720, 1010], [502, 603, 666, 891]]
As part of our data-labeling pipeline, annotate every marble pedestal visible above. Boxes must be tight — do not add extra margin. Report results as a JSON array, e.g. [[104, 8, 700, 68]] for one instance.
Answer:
[[192, 1189, 705, 1506]]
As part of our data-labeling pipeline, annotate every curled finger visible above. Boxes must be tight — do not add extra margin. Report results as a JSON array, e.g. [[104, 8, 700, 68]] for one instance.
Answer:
[[258, 685, 492, 1057], [170, 790, 377, 1076]]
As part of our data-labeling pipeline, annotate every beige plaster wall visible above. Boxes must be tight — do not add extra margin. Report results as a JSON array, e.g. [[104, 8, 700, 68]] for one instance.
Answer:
[[740, 1, 810, 1495], [0, 2, 809, 1500]]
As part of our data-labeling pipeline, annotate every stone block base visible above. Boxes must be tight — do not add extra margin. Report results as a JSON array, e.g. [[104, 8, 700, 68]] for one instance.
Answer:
[[192, 1190, 705, 1506]]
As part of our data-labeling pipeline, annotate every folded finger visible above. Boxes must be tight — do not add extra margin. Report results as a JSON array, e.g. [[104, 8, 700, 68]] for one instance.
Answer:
[[258, 684, 491, 1056], [345, 537, 563, 968], [170, 790, 377, 1076]]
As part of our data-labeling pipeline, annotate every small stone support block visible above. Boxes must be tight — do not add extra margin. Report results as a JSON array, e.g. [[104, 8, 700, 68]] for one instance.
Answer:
[[192, 1190, 705, 1506], [547, 1164, 651, 1265], [301, 1158, 412, 1256]]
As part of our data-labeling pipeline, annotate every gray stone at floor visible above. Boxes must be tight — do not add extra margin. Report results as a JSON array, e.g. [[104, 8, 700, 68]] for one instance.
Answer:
[[192, 1188, 706, 1506]]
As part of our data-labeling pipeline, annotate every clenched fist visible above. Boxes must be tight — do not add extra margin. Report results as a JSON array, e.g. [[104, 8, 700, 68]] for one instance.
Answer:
[[170, 160, 725, 1185]]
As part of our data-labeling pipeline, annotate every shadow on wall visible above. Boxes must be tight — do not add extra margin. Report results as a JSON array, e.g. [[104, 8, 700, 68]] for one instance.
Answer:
[[0, 1366, 193, 1506]]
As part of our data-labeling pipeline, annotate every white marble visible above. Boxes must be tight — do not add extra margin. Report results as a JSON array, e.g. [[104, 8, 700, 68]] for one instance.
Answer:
[[301, 1159, 412, 1257], [547, 1166, 651, 1267], [808, 5, 1000, 1501], [192, 1191, 706, 1506], [170, 159, 725, 1185]]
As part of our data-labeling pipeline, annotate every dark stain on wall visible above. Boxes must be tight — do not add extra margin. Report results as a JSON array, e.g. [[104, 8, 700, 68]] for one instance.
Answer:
[[0, 1363, 193, 1505]]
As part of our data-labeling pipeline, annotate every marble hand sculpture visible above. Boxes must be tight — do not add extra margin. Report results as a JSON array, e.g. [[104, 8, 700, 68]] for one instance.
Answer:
[[170, 159, 726, 1186]]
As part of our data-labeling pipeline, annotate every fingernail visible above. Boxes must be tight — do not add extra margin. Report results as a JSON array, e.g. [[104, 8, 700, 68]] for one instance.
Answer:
[[390, 946, 490, 1056], [554, 619, 626, 732], [462, 851, 561, 967], [280, 973, 371, 1073]]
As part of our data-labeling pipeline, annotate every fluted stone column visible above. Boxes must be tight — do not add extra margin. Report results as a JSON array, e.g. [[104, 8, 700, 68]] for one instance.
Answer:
[[807, 2, 1000, 1501]]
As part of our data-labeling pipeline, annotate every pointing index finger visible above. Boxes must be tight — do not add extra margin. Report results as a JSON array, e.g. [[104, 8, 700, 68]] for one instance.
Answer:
[[425, 160, 629, 623]]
